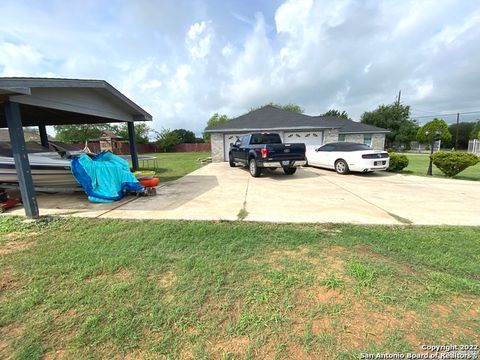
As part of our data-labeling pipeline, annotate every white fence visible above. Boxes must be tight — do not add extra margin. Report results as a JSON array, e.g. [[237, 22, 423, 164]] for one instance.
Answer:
[[468, 139, 480, 154]]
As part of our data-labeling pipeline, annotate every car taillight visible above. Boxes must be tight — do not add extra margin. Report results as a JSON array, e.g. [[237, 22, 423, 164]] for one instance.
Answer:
[[261, 148, 268, 158]]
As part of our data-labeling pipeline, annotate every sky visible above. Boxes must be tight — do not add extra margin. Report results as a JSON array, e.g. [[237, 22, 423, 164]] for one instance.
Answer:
[[1, 0, 480, 136]]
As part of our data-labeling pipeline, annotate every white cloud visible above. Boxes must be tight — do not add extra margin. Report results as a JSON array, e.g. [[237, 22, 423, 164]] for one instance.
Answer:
[[185, 21, 214, 59], [221, 44, 234, 57], [139, 79, 162, 92], [168, 64, 192, 92], [0, 42, 44, 76]]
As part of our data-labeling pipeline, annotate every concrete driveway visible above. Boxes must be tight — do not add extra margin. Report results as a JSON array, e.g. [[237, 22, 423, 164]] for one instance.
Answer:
[[9, 163, 479, 225]]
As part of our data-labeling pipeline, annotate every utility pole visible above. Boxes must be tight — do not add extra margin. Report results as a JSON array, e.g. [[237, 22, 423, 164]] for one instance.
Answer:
[[455, 113, 460, 150], [396, 90, 401, 106]]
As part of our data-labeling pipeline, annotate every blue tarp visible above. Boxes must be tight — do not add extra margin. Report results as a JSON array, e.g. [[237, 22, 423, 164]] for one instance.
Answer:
[[71, 151, 144, 203]]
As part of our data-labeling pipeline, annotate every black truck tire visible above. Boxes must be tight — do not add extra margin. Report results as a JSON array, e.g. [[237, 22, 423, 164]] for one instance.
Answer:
[[249, 158, 261, 177], [283, 167, 297, 175], [229, 153, 235, 167]]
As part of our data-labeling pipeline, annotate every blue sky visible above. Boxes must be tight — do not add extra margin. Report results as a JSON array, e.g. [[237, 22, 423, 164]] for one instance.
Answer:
[[1, 0, 480, 135]]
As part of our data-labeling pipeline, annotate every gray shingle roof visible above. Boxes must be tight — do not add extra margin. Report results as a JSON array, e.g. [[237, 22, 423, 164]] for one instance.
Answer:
[[206, 105, 388, 134]]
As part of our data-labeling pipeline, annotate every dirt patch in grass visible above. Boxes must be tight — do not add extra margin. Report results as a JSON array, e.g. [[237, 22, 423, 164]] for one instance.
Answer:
[[268, 245, 321, 268], [157, 271, 177, 288], [315, 287, 344, 303], [211, 336, 250, 358], [43, 349, 71, 360], [2, 231, 39, 241], [340, 302, 402, 348], [0, 268, 21, 290], [322, 245, 347, 272], [427, 298, 479, 339], [0, 239, 36, 255], [122, 350, 152, 360], [113, 268, 131, 281], [0, 321, 26, 357]]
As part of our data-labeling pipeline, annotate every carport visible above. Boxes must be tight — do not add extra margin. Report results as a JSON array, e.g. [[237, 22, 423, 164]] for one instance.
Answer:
[[0, 77, 152, 218]]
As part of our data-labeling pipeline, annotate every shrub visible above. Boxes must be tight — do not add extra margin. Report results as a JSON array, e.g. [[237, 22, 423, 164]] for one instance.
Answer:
[[388, 153, 409, 172], [431, 152, 479, 177]]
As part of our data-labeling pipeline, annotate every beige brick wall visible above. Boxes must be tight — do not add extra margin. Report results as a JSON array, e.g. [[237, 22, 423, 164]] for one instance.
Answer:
[[340, 133, 386, 150], [210, 133, 224, 162], [323, 129, 339, 144], [371, 134, 386, 150], [344, 134, 364, 143]]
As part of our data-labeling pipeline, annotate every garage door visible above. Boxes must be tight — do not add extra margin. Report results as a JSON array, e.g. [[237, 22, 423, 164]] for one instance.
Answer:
[[284, 131, 323, 150], [223, 133, 245, 161]]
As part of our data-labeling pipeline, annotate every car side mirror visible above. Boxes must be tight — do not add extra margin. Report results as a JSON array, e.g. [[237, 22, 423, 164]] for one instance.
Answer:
[[315, 148, 320, 152]]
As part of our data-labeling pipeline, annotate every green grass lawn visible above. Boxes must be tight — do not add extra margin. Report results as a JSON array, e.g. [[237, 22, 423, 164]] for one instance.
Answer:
[[400, 153, 480, 181], [141, 151, 211, 182], [1, 217, 479, 359]]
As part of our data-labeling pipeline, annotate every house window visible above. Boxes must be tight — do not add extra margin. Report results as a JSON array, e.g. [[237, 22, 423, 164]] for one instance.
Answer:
[[338, 134, 346, 142], [363, 134, 372, 146]]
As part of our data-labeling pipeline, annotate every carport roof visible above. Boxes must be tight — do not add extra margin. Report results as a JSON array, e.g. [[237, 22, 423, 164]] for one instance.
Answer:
[[0, 77, 152, 127], [205, 105, 389, 134]]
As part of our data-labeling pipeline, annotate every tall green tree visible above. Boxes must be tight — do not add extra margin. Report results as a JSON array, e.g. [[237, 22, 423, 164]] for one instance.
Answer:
[[114, 122, 153, 144], [416, 118, 452, 144], [360, 103, 418, 148], [171, 129, 197, 143], [322, 109, 350, 120], [250, 102, 304, 114], [443, 122, 476, 149], [155, 128, 182, 152], [54, 124, 114, 143], [203, 113, 230, 142], [470, 120, 480, 140]]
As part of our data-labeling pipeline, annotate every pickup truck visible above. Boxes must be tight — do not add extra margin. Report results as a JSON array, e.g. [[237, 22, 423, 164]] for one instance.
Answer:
[[229, 133, 306, 177]]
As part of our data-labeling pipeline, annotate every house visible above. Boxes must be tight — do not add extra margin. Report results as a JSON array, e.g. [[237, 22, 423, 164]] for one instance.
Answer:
[[0, 128, 47, 142], [90, 130, 125, 154], [205, 105, 389, 162]]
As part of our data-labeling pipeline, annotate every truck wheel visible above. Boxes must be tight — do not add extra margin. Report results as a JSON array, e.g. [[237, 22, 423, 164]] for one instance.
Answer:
[[229, 153, 235, 167], [249, 158, 261, 177], [335, 159, 350, 175], [283, 167, 297, 175]]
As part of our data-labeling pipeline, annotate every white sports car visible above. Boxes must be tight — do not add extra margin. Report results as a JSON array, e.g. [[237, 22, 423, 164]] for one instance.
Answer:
[[306, 142, 389, 174]]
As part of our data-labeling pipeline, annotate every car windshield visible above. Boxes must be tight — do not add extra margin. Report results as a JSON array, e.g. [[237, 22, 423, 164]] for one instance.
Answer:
[[250, 133, 282, 144]]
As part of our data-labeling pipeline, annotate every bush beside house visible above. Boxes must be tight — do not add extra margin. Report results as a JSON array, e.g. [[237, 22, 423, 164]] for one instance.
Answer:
[[387, 153, 409, 172]]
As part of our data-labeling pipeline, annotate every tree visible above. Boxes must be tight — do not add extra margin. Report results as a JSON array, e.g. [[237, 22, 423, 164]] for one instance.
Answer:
[[416, 118, 452, 144], [322, 109, 350, 120], [470, 120, 480, 140], [171, 129, 197, 143], [114, 122, 153, 144], [279, 103, 304, 113], [360, 103, 418, 148], [249, 102, 304, 114], [443, 122, 476, 149], [203, 113, 230, 142], [155, 128, 182, 152], [54, 124, 114, 143]]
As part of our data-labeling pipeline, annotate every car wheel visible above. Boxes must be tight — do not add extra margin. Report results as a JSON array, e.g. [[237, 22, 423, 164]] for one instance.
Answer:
[[249, 158, 261, 177], [335, 159, 349, 175], [283, 167, 297, 175], [229, 153, 235, 167]]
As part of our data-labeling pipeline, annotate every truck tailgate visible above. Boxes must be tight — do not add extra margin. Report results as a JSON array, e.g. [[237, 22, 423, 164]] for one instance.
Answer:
[[265, 143, 306, 161]]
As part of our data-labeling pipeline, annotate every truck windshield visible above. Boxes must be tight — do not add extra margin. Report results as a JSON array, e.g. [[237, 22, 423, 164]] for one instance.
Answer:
[[250, 134, 282, 144]]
